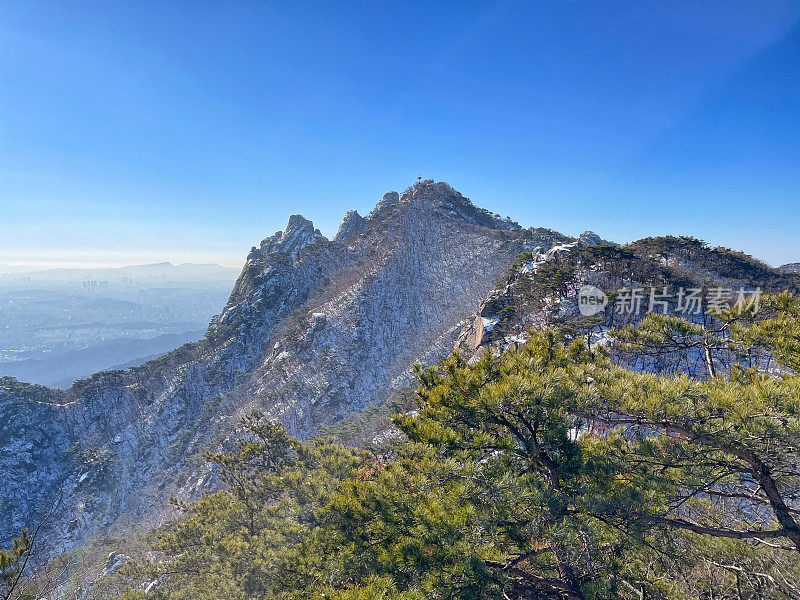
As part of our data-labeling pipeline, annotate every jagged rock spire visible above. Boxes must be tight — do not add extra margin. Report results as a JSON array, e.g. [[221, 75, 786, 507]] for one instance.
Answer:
[[252, 214, 327, 260], [577, 231, 615, 246], [334, 210, 367, 243], [375, 191, 399, 213], [395, 180, 521, 231]]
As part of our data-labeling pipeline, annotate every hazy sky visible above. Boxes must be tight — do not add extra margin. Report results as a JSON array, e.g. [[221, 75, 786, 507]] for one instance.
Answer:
[[2, 1, 799, 268]]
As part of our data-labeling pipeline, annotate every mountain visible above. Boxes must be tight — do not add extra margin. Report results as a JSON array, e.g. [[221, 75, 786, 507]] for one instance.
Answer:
[[0, 262, 239, 287], [456, 234, 800, 369], [781, 262, 800, 274], [0, 181, 563, 556], [4, 182, 799, 572]]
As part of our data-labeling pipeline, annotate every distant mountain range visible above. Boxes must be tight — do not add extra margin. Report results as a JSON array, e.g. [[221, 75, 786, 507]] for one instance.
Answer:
[[0, 262, 239, 284], [0, 263, 240, 387]]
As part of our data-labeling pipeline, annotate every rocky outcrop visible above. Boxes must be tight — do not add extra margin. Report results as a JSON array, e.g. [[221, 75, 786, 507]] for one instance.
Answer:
[[400, 181, 520, 230], [780, 262, 800, 274], [373, 191, 399, 215], [248, 214, 327, 261], [334, 210, 367, 243], [578, 230, 614, 246], [103, 551, 130, 575]]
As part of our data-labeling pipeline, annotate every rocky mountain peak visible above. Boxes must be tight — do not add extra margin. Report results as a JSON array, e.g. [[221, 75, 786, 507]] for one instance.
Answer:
[[577, 231, 609, 246], [249, 214, 327, 261], [334, 210, 367, 243], [286, 214, 312, 230], [375, 191, 400, 212], [370, 180, 521, 231]]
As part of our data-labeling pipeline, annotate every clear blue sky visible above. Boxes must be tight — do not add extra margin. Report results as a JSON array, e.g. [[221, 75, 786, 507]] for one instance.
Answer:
[[2, 1, 799, 268]]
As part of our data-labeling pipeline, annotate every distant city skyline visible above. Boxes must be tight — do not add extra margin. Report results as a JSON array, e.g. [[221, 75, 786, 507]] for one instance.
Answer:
[[2, 1, 800, 268]]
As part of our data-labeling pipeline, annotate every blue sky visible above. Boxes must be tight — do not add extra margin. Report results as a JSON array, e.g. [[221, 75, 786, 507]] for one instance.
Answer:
[[1, 1, 799, 268]]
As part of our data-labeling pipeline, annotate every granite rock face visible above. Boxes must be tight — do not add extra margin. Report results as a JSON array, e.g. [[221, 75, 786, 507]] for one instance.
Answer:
[[373, 190, 400, 214], [250, 214, 327, 260], [0, 180, 557, 557], [334, 210, 367, 243], [577, 230, 613, 246]]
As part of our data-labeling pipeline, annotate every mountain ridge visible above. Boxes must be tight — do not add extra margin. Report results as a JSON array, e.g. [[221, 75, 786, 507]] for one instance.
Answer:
[[4, 181, 798, 573], [0, 181, 555, 558]]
